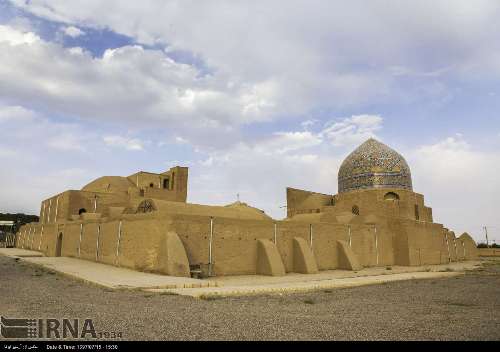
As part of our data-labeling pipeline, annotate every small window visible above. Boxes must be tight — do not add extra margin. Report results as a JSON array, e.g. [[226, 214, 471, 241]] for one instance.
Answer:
[[352, 205, 360, 216], [78, 208, 87, 215], [149, 183, 154, 188], [384, 192, 400, 201], [163, 178, 170, 189]]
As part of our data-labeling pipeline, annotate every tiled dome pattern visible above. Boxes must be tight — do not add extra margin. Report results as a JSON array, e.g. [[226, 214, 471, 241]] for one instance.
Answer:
[[338, 138, 413, 193]]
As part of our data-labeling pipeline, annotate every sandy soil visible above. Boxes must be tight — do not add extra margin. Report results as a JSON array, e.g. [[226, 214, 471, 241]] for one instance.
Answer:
[[1, 255, 499, 341]]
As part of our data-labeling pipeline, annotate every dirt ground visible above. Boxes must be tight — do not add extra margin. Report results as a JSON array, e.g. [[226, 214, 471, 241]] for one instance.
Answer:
[[1, 255, 499, 341]]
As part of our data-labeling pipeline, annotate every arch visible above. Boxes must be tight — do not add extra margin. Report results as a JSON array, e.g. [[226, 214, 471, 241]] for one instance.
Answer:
[[384, 192, 400, 201], [352, 205, 360, 216], [78, 208, 87, 215], [163, 178, 170, 189], [55, 232, 63, 257]]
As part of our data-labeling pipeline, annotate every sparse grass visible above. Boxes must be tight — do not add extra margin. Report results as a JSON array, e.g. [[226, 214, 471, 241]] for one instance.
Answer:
[[199, 294, 222, 301], [446, 302, 476, 307], [303, 299, 315, 305], [160, 291, 179, 296]]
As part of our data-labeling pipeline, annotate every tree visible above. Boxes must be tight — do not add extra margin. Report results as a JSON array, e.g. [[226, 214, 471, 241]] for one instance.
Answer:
[[0, 213, 39, 233]]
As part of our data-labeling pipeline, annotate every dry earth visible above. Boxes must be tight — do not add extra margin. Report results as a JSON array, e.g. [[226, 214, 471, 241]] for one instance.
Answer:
[[1, 255, 499, 341]]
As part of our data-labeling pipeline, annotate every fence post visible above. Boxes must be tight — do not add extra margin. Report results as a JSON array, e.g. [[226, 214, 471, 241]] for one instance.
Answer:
[[115, 221, 123, 266]]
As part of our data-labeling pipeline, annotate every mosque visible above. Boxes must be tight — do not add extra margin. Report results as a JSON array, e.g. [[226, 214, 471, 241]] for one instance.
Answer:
[[15, 138, 478, 277]]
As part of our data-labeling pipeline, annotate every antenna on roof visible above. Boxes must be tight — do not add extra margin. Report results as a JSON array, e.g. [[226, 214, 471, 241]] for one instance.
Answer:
[[237, 193, 240, 202], [280, 205, 287, 218]]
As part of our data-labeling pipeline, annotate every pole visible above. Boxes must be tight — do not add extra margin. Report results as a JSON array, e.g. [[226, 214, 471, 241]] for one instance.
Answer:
[[78, 223, 83, 257], [309, 224, 313, 249], [96, 224, 101, 261], [38, 225, 44, 251], [208, 217, 214, 277], [348, 225, 352, 247], [30, 226, 36, 249], [115, 221, 122, 265], [453, 237, 458, 260], [374, 226, 379, 266], [40, 202, 45, 225], [445, 233, 451, 263], [484, 226, 489, 248], [54, 196, 59, 223], [280, 205, 287, 218], [273, 223, 277, 245], [46, 199, 52, 224]]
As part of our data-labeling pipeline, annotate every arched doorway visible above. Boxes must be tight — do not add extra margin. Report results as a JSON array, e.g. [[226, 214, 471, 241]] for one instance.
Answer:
[[55, 232, 63, 257]]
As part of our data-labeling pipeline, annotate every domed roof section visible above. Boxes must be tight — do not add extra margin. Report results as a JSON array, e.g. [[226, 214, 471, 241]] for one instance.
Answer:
[[224, 201, 273, 220], [82, 176, 136, 193], [338, 138, 413, 193]]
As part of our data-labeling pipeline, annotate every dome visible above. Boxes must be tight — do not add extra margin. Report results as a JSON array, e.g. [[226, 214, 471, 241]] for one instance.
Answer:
[[338, 138, 413, 193], [82, 176, 135, 193]]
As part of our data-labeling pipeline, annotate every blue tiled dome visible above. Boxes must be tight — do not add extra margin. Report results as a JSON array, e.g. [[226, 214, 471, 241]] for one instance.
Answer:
[[338, 138, 413, 193]]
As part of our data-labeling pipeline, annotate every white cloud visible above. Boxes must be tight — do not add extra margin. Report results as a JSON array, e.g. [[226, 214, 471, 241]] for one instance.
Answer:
[[9, 1, 500, 99], [408, 135, 500, 242], [0, 25, 282, 147], [188, 128, 500, 244], [47, 133, 86, 152], [4, 1, 499, 145], [301, 119, 319, 131], [62, 26, 85, 38], [103, 135, 144, 151], [0, 147, 17, 158], [0, 104, 97, 155], [0, 103, 150, 213], [321, 114, 383, 147], [0, 24, 39, 45], [189, 140, 340, 217], [0, 105, 36, 122], [188, 115, 377, 216], [255, 131, 322, 155]]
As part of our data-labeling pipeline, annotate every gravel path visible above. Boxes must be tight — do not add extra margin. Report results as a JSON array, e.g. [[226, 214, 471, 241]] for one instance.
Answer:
[[1, 255, 499, 341]]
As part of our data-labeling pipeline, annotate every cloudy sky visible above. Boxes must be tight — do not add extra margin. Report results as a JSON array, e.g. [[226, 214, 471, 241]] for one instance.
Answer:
[[1, 0, 499, 242]]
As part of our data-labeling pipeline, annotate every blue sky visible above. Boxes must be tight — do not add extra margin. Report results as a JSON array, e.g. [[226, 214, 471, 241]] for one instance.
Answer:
[[0, 0, 499, 242]]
